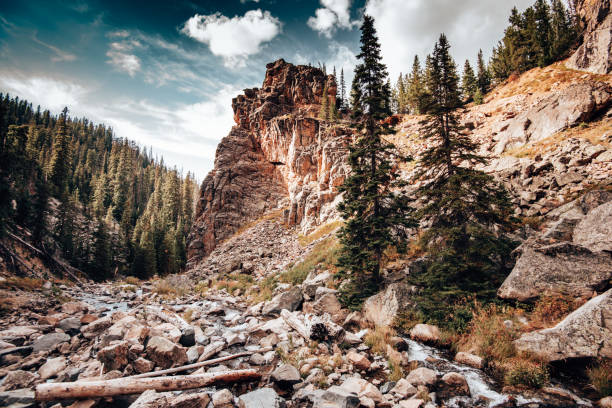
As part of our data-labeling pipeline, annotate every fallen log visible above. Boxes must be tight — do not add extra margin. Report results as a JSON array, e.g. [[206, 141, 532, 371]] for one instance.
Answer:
[[129, 347, 272, 379], [35, 369, 260, 401]]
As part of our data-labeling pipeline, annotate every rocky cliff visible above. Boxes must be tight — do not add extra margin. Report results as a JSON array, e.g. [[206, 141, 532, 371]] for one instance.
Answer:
[[187, 60, 350, 264], [569, 0, 612, 73]]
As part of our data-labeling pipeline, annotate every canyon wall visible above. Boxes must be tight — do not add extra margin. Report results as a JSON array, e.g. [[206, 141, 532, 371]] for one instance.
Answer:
[[568, 0, 612, 73], [187, 60, 350, 264]]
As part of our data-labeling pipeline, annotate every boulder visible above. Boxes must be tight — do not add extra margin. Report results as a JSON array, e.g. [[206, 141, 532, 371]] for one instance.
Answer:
[[498, 242, 612, 301], [568, 0, 612, 74], [58, 318, 82, 335], [390, 378, 418, 398], [409, 324, 441, 344], [179, 327, 196, 347], [238, 388, 285, 408], [81, 316, 113, 339], [212, 389, 234, 407], [61, 301, 88, 314], [32, 332, 70, 353], [440, 372, 470, 395], [133, 357, 155, 374], [146, 336, 188, 369], [97, 341, 129, 372], [262, 287, 303, 315], [346, 351, 371, 371], [339, 377, 383, 403], [38, 357, 67, 380], [363, 283, 412, 327], [573, 201, 612, 252], [454, 352, 483, 369], [406, 367, 437, 386], [302, 270, 333, 299], [311, 292, 346, 323], [514, 289, 612, 362], [314, 385, 360, 408], [271, 363, 301, 387]]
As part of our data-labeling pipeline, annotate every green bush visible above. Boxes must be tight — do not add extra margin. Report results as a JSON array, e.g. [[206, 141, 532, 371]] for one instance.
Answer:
[[504, 360, 549, 388]]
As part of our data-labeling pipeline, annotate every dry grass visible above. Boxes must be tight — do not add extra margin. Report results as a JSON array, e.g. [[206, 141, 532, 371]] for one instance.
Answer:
[[588, 359, 612, 397], [152, 279, 186, 298], [364, 325, 396, 355], [212, 272, 255, 295], [298, 220, 343, 247], [251, 275, 277, 304], [125, 276, 140, 285], [503, 358, 550, 389], [279, 237, 340, 285], [0, 277, 44, 291], [528, 294, 586, 330]]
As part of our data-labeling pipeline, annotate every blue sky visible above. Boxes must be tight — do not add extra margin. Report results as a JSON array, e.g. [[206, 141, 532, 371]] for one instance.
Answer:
[[0, 0, 534, 177]]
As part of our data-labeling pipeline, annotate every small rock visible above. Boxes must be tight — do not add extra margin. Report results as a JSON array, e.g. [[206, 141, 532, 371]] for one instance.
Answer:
[[133, 357, 154, 374], [410, 324, 441, 344], [315, 385, 360, 408], [179, 327, 196, 347], [238, 388, 285, 408], [32, 332, 70, 353], [212, 389, 234, 407], [58, 318, 82, 335], [271, 363, 301, 387], [406, 367, 437, 386], [61, 301, 88, 314], [97, 341, 129, 372], [39, 357, 67, 380], [454, 351, 483, 369], [346, 351, 371, 371], [390, 378, 417, 398]]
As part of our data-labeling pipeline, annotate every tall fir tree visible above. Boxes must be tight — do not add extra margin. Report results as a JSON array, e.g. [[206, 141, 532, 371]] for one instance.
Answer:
[[476, 49, 491, 95], [462, 60, 478, 102], [407, 55, 427, 114], [338, 15, 415, 309], [534, 0, 553, 66], [340, 68, 347, 111], [409, 34, 516, 329], [49, 107, 72, 193], [91, 218, 111, 281]]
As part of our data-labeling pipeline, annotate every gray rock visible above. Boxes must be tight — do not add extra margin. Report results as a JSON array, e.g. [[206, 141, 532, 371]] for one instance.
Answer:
[[498, 242, 612, 301], [31, 332, 70, 353], [302, 270, 332, 298], [179, 327, 195, 347], [146, 336, 187, 369], [81, 316, 113, 339], [212, 389, 234, 407], [262, 287, 303, 315], [0, 371, 39, 391], [238, 388, 285, 408], [567, 0, 612, 74], [271, 363, 301, 386], [514, 288, 612, 362], [363, 283, 413, 327], [314, 385, 360, 408], [58, 318, 81, 335], [573, 201, 612, 252], [406, 367, 437, 386], [555, 171, 584, 187], [38, 357, 67, 380]]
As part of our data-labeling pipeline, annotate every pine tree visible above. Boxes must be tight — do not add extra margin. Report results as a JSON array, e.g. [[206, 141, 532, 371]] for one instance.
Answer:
[[319, 82, 331, 120], [534, 0, 552, 66], [340, 68, 347, 111], [407, 55, 427, 114], [31, 175, 49, 245], [550, 0, 575, 60], [409, 34, 515, 328], [91, 218, 111, 281], [337, 15, 415, 309], [476, 49, 491, 95], [49, 107, 72, 193], [462, 60, 478, 102]]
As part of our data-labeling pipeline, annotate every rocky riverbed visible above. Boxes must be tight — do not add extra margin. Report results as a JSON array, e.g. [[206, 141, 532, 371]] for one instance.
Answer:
[[0, 277, 603, 408]]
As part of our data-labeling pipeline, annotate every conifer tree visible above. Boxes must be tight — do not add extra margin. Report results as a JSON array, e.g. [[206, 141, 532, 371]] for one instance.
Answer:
[[49, 107, 72, 193], [407, 55, 427, 114], [534, 0, 552, 66], [319, 82, 330, 120], [409, 34, 515, 328], [476, 49, 491, 95], [338, 15, 415, 309], [31, 176, 49, 245], [92, 218, 111, 281], [462, 60, 478, 102], [340, 68, 347, 111]]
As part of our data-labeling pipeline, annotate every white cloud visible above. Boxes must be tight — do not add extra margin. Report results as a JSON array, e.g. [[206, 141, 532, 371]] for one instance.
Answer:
[[326, 42, 358, 82], [364, 0, 534, 80], [307, 0, 355, 38], [0, 75, 87, 112], [181, 9, 281, 68], [240, 0, 260, 3], [105, 41, 141, 76]]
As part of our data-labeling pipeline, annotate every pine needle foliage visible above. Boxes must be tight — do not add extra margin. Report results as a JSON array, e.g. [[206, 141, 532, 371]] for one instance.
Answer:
[[409, 34, 517, 329], [338, 15, 415, 310]]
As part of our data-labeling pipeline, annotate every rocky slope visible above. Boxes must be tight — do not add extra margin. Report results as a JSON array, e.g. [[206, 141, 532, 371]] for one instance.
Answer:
[[187, 59, 351, 265]]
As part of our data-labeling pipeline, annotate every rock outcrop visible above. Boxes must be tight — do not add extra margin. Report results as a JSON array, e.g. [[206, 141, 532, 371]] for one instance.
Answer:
[[568, 0, 612, 74], [514, 289, 612, 362], [188, 59, 350, 263]]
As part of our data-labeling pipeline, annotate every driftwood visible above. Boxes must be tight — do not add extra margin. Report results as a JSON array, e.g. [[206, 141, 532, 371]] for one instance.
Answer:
[[281, 310, 345, 342], [35, 369, 261, 401], [145, 306, 191, 331], [129, 347, 272, 379]]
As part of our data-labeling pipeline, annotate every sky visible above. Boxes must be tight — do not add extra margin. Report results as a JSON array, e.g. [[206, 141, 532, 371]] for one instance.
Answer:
[[0, 0, 535, 178]]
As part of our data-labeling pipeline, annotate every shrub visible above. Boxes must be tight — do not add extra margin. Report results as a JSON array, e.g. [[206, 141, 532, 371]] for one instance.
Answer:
[[588, 359, 612, 397], [125, 276, 140, 285], [504, 359, 549, 389], [529, 294, 585, 330], [393, 309, 425, 334]]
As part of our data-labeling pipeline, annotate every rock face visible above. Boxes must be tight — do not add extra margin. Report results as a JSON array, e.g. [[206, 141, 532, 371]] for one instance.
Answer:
[[363, 283, 413, 327], [497, 241, 612, 301], [572, 201, 612, 251], [568, 0, 612, 74], [514, 289, 612, 362], [188, 59, 350, 263]]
